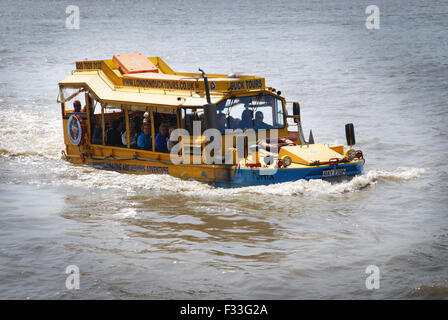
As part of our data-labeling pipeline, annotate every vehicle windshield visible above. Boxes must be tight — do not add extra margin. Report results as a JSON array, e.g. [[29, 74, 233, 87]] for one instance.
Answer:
[[216, 94, 284, 132]]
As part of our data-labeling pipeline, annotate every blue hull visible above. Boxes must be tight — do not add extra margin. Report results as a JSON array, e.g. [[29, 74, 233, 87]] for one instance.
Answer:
[[216, 161, 364, 187]]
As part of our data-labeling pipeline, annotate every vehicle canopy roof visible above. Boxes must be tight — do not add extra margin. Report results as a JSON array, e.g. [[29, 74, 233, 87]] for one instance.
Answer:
[[59, 53, 268, 108]]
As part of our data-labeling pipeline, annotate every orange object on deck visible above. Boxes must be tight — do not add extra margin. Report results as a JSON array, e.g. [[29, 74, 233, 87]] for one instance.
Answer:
[[112, 53, 158, 74]]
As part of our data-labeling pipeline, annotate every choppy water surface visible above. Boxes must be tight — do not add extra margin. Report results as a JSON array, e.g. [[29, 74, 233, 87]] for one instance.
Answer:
[[0, 0, 447, 299]]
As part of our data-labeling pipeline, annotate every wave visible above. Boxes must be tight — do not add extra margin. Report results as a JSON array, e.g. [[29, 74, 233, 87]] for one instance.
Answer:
[[22, 161, 426, 198], [409, 285, 448, 299], [216, 167, 426, 197], [0, 101, 426, 197], [0, 104, 63, 161], [0, 147, 58, 159]]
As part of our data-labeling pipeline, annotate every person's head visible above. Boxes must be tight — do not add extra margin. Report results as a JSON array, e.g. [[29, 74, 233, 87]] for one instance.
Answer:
[[169, 127, 175, 136], [142, 124, 150, 135], [112, 119, 120, 130], [217, 113, 226, 126], [73, 100, 81, 112], [241, 109, 253, 123], [159, 123, 169, 136], [255, 111, 264, 124]]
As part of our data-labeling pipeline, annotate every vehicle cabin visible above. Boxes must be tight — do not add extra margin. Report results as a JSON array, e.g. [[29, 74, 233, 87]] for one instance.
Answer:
[[58, 53, 304, 166]]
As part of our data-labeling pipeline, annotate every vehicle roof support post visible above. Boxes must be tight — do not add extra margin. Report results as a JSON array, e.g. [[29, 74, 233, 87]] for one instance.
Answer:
[[150, 108, 155, 152], [101, 103, 105, 146], [85, 91, 91, 142], [125, 106, 130, 148]]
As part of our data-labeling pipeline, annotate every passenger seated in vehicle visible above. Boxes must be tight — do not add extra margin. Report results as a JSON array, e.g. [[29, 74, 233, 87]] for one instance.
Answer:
[[106, 119, 122, 146], [239, 109, 253, 130], [229, 116, 241, 130], [254, 111, 273, 130], [92, 118, 102, 145], [167, 127, 178, 152], [217, 113, 227, 134], [137, 124, 152, 150], [122, 121, 138, 147], [73, 100, 83, 112], [155, 123, 169, 153]]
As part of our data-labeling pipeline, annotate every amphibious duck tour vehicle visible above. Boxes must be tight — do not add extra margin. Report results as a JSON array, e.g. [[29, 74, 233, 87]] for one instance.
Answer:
[[58, 53, 364, 186]]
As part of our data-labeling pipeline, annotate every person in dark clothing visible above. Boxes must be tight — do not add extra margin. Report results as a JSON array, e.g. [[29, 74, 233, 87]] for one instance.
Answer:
[[217, 113, 227, 134], [73, 100, 82, 112], [253, 111, 273, 130], [92, 117, 103, 145], [239, 109, 253, 130], [155, 123, 169, 153], [106, 119, 122, 146]]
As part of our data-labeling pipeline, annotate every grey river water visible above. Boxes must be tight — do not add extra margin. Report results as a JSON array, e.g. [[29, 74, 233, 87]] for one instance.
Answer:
[[0, 0, 447, 299]]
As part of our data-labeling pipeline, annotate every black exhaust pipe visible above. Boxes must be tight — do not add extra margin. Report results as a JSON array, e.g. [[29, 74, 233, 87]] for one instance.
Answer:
[[345, 123, 356, 147], [199, 68, 218, 130], [199, 68, 211, 104]]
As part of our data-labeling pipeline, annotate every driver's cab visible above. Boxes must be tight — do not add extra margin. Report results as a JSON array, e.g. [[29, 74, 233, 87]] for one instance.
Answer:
[[216, 92, 286, 134]]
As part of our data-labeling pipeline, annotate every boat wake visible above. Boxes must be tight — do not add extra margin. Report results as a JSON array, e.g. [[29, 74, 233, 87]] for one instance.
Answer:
[[235, 167, 426, 196], [0, 101, 426, 197], [0, 103, 63, 161], [20, 160, 426, 198]]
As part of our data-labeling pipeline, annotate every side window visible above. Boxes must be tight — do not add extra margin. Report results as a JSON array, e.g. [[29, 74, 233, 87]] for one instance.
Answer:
[[217, 97, 255, 131], [60, 87, 86, 116], [273, 98, 285, 129], [216, 94, 284, 132], [132, 109, 153, 151], [153, 111, 177, 153], [181, 108, 203, 135], [227, 101, 249, 130], [125, 110, 144, 149], [104, 105, 126, 147]]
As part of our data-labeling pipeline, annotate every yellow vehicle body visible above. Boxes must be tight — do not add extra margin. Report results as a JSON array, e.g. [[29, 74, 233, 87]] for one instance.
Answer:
[[58, 53, 364, 186]]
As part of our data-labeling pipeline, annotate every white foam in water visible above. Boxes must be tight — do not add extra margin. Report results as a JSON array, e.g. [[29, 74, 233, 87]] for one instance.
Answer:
[[41, 161, 426, 198], [0, 101, 426, 198], [0, 103, 63, 160], [115, 207, 138, 218], [1, 145, 426, 198], [209, 167, 426, 197]]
